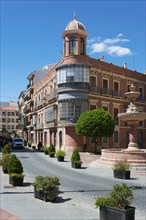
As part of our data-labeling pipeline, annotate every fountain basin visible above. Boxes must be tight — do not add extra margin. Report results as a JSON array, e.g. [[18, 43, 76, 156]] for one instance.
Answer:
[[100, 148, 146, 167], [125, 91, 140, 99]]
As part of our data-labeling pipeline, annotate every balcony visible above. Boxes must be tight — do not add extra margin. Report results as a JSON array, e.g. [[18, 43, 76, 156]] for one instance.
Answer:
[[89, 87, 122, 98], [58, 83, 89, 92], [23, 104, 32, 114], [44, 90, 57, 102], [36, 123, 44, 129]]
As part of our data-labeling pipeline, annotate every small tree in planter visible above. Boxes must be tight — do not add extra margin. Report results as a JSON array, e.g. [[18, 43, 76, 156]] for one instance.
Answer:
[[44, 146, 49, 155], [24, 140, 27, 146], [2, 144, 11, 155], [1, 153, 12, 173], [55, 150, 66, 162], [8, 154, 24, 186], [32, 175, 60, 202], [95, 183, 135, 220], [71, 148, 82, 168], [112, 160, 131, 179], [48, 144, 56, 157], [27, 142, 31, 148], [31, 144, 36, 149]]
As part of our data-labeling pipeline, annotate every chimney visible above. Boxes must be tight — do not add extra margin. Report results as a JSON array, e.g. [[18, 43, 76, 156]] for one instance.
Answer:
[[123, 62, 127, 69]]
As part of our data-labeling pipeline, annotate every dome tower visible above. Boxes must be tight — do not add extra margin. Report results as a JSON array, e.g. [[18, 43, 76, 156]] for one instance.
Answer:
[[62, 15, 88, 57]]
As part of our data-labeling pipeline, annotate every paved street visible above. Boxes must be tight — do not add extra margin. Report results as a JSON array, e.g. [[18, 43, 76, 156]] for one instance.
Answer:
[[0, 147, 146, 220]]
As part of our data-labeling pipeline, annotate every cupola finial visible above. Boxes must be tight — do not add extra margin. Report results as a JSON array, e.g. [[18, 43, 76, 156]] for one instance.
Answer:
[[74, 12, 76, 20]]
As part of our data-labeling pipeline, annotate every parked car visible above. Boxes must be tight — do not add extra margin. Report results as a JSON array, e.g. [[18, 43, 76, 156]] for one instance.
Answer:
[[11, 138, 24, 149]]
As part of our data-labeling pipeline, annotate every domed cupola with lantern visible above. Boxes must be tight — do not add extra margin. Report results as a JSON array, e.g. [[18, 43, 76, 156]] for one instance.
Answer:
[[56, 15, 90, 128], [62, 14, 89, 56]]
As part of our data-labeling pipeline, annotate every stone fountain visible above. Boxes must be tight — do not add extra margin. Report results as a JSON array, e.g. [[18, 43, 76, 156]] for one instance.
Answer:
[[100, 84, 146, 167]]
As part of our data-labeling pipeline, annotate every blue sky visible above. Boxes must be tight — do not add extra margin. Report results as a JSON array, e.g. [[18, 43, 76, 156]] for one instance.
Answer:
[[1, 0, 145, 102]]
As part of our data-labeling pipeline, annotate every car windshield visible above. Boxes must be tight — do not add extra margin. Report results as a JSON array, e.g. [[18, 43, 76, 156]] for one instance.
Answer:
[[13, 139, 23, 142]]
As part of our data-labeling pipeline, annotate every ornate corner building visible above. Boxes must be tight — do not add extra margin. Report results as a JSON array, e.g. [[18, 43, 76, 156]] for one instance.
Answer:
[[18, 16, 146, 153]]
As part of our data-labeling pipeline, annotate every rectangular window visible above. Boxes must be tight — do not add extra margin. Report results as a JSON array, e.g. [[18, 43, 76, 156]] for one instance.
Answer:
[[114, 108, 119, 125], [139, 121, 144, 127], [2, 112, 6, 116], [102, 136, 108, 144], [90, 105, 96, 110], [114, 131, 119, 143], [102, 79, 108, 94], [113, 81, 119, 96], [102, 106, 108, 112], [137, 132, 143, 148]]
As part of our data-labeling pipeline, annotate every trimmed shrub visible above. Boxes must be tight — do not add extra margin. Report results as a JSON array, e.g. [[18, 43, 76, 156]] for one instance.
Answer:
[[8, 154, 23, 174], [71, 148, 81, 162], [2, 144, 11, 155], [48, 144, 56, 155]]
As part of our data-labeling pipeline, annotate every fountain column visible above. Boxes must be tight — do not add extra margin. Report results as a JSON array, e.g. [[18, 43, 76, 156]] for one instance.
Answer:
[[118, 84, 146, 151]]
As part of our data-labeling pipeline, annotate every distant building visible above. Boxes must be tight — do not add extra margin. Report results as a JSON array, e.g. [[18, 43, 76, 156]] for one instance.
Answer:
[[18, 16, 146, 152], [0, 101, 19, 137]]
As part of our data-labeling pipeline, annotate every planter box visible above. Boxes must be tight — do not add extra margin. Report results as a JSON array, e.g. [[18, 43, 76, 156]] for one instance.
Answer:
[[71, 161, 82, 169], [2, 166, 8, 174], [44, 151, 49, 155], [34, 187, 57, 202], [113, 170, 131, 179], [9, 176, 24, 186], [100, 206, 135, 220], [57, 156, 64, 162], [49, 154, 55, 157]]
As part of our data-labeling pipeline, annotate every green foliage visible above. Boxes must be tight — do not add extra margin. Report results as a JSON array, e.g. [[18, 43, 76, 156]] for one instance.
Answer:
[[48, 144, 56, 155], [9, 173, 25, 178], [27, 142, 31, 147], [40, 146, 45, 152], [112, 160, 130, 171], [2, 144, 11, 155], [95, 197, 115, 207], [95, 183, 133, 210], [8, 154, 23, 174], [44, 146, 49, 153], [110, 183, 133, 209], [71, 148, 81, 162], [76, 108, 115, 138], [1, 153, 11, 172], [33, 176, 60, 201], [55, 150, 66, 157], [24, 140, 27, 146]]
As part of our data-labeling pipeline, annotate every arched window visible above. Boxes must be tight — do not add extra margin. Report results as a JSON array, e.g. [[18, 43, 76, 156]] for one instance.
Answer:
[[69, 37, 76, 54], [80, 38, 84, 55]]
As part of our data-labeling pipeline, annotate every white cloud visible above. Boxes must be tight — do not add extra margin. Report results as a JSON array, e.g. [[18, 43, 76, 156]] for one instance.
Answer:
[[107, 46, 132, 56], [88, 33, 132, 57], [90, 42, 107, 53]]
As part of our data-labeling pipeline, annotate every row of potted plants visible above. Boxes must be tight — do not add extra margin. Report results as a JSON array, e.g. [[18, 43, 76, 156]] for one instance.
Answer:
[[35, 142, 131, 176], [0, 144, 61, 202], [41, 144, 83, 168]]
